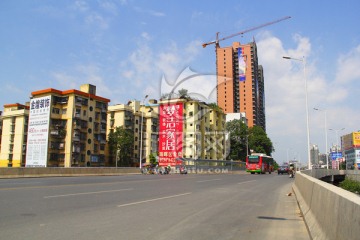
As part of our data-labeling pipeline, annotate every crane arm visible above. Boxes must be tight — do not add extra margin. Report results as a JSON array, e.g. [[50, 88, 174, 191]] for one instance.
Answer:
[[202, 16, 291, 48]]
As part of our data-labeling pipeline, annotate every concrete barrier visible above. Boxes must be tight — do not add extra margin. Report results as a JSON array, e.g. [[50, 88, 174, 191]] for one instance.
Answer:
[[293, 171, 360, 240], [0, 167, 140, 178]]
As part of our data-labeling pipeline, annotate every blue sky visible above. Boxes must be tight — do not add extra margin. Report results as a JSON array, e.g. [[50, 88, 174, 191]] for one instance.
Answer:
[[1, 0, 359, 165]]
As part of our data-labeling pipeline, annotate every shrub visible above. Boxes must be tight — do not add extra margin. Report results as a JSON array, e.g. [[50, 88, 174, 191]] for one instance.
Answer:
[[339, 178, 360, 194]]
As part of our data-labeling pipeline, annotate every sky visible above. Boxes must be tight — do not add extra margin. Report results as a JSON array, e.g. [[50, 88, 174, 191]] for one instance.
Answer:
[[1, 0, 360, 166]]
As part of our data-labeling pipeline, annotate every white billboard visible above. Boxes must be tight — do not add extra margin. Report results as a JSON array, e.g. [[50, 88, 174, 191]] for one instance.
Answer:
[[25, 96, 51, 167]]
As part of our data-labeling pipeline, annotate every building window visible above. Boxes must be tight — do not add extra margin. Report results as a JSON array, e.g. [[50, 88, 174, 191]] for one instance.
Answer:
[[83, 110, 86, 116], [62, 108, 67, 114], [52, 108, 60, 114]]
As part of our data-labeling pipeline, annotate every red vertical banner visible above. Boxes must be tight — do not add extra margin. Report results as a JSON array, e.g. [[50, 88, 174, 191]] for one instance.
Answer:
[[158, 102, 183, 166]]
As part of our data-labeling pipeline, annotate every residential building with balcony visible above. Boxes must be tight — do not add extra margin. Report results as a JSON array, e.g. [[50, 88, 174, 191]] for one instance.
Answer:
[[107, 99, 159, 167], [216, 41, 266, 131], [26, 84, 110, 167], [158, 98, 226, 166], [0, 103, 29, 167], [342, 131, 360, 170]]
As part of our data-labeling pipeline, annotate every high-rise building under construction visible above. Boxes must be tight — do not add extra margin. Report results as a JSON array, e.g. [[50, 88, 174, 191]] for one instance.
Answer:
[[216, 41, 266, 130]]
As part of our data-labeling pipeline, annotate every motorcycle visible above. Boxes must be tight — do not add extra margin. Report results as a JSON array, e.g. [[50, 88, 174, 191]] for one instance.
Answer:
[[160, 166, 171, 175], [289, 169, 295, 178], [179, 166, 188, 174]]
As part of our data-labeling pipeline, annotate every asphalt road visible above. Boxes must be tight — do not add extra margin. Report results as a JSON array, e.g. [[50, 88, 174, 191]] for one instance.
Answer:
[[0, 173, 310, 240]]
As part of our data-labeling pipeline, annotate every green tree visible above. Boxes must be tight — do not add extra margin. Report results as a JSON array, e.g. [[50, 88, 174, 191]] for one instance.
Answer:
[[178, 88, 189, 99], [226, 119, 248, 161], [108, 126, 134, 167], [149, 152, 157, 165], [248, 126, 274, 156], [207, 102, 223, 113]]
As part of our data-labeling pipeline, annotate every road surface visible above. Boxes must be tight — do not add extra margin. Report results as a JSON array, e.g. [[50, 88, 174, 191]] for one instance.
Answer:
[[0, 173, 309, 240]]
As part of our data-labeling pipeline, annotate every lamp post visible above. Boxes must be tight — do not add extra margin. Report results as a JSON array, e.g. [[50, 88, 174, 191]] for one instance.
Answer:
[[283, 56, 311, 169], [314, 107, 329, 169], [329, 128, 345, 169], [139, 95, 148, 169], [287, 148, 292, 164]]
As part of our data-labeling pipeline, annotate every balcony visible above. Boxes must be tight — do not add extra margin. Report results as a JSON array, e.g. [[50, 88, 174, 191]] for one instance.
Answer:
[[72, 146, 81, 153], [50, 129, 66, 138]]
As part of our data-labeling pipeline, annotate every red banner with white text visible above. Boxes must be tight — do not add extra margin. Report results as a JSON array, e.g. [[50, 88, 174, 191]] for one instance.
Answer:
[[158, 102, 183, 166]]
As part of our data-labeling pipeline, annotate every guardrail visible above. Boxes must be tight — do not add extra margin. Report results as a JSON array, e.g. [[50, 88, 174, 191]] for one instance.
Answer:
[[293, 170, 360, 240], [0, 167, 140, 178]]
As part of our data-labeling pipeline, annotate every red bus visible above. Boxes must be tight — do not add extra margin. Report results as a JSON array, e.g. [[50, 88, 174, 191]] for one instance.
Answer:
[[246, 154, 274, 174]]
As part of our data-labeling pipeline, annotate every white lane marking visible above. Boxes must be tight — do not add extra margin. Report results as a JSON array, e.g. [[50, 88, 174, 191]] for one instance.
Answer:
[[238, 180, 257, 184], [0, 182, 42, 185], [44, 188, 133, 199], [196, 179, 221, 183], [117, 192, 192, 207]]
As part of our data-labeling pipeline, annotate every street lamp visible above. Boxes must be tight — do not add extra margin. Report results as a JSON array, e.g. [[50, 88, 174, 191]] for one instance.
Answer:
[[283, 56, 311, 169], [287, 148, 292, 163], [314, 107, 329, 169], [139, 95, 148, 169]]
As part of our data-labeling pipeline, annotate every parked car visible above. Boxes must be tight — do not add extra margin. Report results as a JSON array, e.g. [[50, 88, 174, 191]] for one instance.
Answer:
[[277, 165, 289, 174]]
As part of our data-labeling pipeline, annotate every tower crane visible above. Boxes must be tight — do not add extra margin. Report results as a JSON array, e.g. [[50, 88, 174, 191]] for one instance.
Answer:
[[202, 16, 291, 49]]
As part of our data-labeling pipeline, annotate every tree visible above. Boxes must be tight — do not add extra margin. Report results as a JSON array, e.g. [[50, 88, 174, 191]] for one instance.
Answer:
[[207, 102, 223, 113], [248, 126, 274, 156], [226, 121, 274, 161], [149, 152, 157, 165], [226, 119, 248, 161], [178, 88, 189, 99], [108, 126, 134, 167]]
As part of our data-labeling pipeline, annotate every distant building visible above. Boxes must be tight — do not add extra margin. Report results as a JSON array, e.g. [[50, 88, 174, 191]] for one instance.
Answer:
[[0, 111, 2, 158], [310, 145, 320, 166], [25, 84, 110, 167], [342, 131, 360, 170], [216, 41, 266, 130], [158, 98, 226, 166], [225, 112, 247, 125], [0, 103, 29, 167], [107, 99, 159, 166]]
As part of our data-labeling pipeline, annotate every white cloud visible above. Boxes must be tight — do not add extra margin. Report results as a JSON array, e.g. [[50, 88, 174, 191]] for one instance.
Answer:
[[141, 32, 151, 41], [73, 0, 89, 12], [335, 44, 360, 84], [257, 33, 360, 165], [119, 35, 203, 99], [85, 12, 109, 30], [100, 1, 119, 15], [51, 64, 112, 98], [133, 7, 165, 17]]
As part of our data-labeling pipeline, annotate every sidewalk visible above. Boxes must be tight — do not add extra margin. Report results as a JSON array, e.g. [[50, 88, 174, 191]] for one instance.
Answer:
[[266, 180, 311, 239]]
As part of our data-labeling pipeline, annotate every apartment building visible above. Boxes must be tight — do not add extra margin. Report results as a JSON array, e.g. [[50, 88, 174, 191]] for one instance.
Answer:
[[107, 99, 159, 167], [26, 84, 110, 167], [0, 103, 29, 167], [216, 41, 266, 130], [0, 111, 2, 158], [158, 98, 226, 166], [342, 131, 360, 170]]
